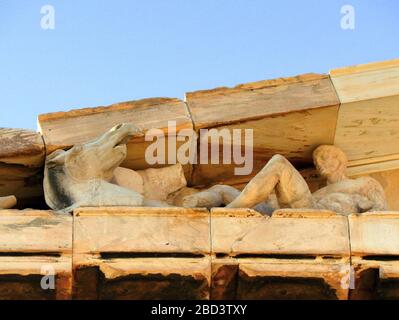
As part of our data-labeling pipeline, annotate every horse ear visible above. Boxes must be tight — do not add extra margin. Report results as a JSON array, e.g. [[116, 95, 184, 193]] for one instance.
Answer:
[[70, 145, 83, 154], [46, 149, 67, 168]]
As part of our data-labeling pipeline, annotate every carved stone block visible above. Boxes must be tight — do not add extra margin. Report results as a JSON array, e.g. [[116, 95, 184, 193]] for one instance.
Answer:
[[73, 207, 211, 300], [0, 210, 72, 299], [349, 212, 399, 299], [210, 208, 350, 300]]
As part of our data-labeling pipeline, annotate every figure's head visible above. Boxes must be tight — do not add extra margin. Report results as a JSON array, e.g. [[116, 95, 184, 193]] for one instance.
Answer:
[[46, 123, 143, 181], [312, 145, 348, 183]]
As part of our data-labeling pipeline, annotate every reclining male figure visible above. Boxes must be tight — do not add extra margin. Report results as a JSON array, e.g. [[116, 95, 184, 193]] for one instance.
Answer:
[[183, 145, 388, 215]]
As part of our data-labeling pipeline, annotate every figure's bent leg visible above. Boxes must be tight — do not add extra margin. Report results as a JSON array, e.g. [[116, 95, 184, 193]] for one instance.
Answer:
[[227, 154, 314, 209]]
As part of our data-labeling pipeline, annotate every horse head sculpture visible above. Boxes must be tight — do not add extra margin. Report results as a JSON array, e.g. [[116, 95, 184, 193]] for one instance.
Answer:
[[44, 123, 145, 212]]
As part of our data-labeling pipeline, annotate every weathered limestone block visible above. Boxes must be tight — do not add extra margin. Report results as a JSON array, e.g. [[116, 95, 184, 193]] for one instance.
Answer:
[[0, 128, 45, 208], [349, 212, 399, 299], [212, 208, 349, 256], [236, 262, 347, 300], [332, 59, 399, 169], [38, 98, 195, 182], [186, 73, 340, 186], [0, 210, 72, 299], [73, 207, 211, 300], [210, 208, 350, 300], [332, 59, 399, 210]]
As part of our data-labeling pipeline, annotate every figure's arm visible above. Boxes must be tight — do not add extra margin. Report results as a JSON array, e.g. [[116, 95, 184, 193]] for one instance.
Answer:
[[317, 177, 388, 213], [181, 184, 275, 215], [182, 185, 241, 208], [0, 196, 17, 209], [364, 178, 388, 211]]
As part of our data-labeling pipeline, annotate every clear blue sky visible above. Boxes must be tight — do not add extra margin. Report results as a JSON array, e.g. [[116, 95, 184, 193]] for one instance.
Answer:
[[1, 0, 398, 130]]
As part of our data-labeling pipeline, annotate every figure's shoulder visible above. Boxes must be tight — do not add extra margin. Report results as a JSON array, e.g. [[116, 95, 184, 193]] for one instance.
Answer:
[[352, 175, 378, 183], [352, 176, 385, 190]]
